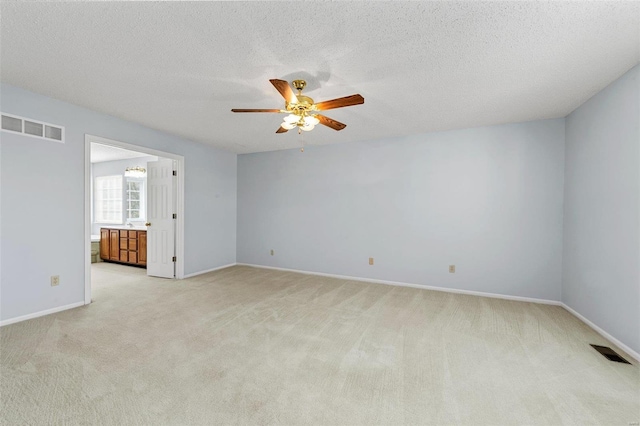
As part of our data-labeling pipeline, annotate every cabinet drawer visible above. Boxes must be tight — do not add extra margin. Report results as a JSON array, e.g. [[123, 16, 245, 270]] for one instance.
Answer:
[[100, 227, 146, 269]]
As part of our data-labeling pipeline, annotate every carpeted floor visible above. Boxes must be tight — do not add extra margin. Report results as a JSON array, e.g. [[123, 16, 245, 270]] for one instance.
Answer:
[[1, 263, 638, 425]]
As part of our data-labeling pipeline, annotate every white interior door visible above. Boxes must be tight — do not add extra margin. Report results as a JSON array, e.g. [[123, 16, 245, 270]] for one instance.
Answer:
[[146, 158, 175, 278]]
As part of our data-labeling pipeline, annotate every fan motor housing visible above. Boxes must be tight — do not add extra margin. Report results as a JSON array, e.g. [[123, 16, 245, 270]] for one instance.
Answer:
[[286, 95, 315, 113]]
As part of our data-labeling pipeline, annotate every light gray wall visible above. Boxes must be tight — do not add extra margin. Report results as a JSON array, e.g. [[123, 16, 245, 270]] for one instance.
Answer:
[[91, 156, 158, 235], [0, 83, 237, 322], [238, 119, 566, 301], [563, 65, 640, 354]]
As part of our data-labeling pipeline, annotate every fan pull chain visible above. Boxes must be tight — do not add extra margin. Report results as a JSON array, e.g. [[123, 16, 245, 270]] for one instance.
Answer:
[[298, 127, 304, 152]]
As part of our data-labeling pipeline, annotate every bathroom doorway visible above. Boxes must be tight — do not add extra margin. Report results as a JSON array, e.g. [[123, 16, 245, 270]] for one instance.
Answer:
[[84, 135, 185, 304]]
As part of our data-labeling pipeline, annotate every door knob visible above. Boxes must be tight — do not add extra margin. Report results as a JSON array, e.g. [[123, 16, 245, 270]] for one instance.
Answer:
[[145, 222, 151, 227]]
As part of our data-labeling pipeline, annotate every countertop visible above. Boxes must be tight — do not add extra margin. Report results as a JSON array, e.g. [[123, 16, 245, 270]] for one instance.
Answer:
[[94, 226, 147, 241], [99, 225, 147, 231]]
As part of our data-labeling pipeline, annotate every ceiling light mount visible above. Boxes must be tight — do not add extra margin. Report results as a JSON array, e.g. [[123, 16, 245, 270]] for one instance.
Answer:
[[292, 79, 307, 93]]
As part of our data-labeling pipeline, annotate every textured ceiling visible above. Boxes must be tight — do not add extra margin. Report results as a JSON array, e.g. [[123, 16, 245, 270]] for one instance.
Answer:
[[90, 143, 152, 163], [1, 2, 638, 154]]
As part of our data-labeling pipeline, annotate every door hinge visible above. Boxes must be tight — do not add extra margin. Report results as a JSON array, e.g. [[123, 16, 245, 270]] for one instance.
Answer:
[[172, 256, 177, 262], [172, 213, 177, 219], [172, 170, 177, 176]]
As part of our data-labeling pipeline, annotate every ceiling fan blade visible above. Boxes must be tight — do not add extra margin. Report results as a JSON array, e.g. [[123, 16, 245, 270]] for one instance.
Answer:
[[314, 94, 364, 111], [269, 79, 298, 104], [231, 108, 282, 113], [276, 126, 288, 133], [316, 114, 347, 131]]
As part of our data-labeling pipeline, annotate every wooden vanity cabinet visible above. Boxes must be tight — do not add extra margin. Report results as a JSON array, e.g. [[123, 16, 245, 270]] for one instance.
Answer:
[[99, 227, 147, 268]]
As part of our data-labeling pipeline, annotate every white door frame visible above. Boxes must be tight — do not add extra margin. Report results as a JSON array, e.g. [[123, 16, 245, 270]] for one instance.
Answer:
[[84, 134, 186, 305]]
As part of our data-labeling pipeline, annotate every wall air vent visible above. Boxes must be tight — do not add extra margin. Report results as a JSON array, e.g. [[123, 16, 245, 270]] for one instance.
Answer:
[[1, 113, 64, 143], [590, 344, 631, 364]]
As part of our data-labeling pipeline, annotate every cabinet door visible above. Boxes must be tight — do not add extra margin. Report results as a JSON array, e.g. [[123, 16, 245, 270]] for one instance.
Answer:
[[109, 230, 119, 260], [100, 229, 109, 259], [138, 232, 147, 265], [129, 251, 138, 264]]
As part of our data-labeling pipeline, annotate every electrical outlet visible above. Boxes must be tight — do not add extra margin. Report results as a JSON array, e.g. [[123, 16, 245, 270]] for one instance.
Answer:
[[369, 257, 374, 265], [449, 265, 455, 273], [270, 249, 274, 256], [51, 275, 60, 286]]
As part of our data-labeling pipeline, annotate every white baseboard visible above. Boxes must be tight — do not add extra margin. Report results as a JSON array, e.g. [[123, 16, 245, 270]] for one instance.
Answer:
[[561, 303, 640, 363], [0, 301, 85, 327], [236, 263, 562, 306], [182, 263, 237, 279]]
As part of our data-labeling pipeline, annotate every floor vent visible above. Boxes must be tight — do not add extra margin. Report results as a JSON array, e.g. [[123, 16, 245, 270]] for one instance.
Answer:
[[590, 344, 631, 364], [1, 112, 64, 143]]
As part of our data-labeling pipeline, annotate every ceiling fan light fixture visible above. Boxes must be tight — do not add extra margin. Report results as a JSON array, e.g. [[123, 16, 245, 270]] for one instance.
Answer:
[[231, 78, 363, 134]]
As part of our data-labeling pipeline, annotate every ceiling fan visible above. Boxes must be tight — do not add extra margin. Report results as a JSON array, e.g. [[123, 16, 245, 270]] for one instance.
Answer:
[[231, 79, 364, 133]]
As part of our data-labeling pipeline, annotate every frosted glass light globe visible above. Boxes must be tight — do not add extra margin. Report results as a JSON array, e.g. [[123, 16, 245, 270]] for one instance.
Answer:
[[284, 114, 300, 124], [304, 116, 320, 126]]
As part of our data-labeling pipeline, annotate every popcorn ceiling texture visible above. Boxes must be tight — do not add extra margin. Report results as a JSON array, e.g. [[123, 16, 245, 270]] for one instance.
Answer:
[[1, 1, 638, 153]]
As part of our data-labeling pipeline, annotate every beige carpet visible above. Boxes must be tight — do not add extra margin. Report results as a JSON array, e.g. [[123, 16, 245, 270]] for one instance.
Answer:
[[1, 264, 638, 425]]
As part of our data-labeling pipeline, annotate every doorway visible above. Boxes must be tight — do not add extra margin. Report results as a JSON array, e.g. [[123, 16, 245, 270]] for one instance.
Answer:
[[84, 135, 185, 305]]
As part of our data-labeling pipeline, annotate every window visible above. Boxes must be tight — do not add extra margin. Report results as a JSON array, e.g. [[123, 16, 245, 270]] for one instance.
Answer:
[[125, 177, 146, 221], [94, 175, 123, 223]]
